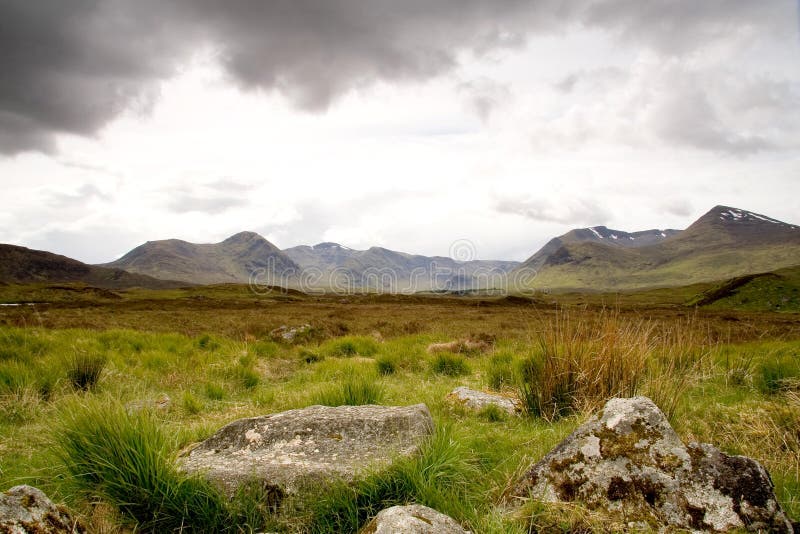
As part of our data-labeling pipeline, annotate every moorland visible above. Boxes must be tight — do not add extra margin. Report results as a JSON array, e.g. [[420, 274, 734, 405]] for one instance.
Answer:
[[0, 282, 798, 532]]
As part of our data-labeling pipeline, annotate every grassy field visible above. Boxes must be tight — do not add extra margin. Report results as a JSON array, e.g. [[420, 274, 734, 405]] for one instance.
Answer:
[[0, 285, 798, 532]]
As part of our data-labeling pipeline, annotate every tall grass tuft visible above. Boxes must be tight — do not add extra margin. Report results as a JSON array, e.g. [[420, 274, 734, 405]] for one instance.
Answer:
[[66, 352, 107, 391], [314, 374, 384, 406], [55, 398, 274, 532], [757, 354, 800, 394], [320, 336, 380, 358], [430, 353, 470, 377], [516, 311, 655, 421], [486, 352, 515, 391]]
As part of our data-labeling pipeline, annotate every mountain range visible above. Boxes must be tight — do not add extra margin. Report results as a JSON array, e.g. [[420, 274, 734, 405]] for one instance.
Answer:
[[102, 231, 301, 286], [0, 244, 184, 289], [2, 204, 799, 293], [283, 242, 519, 291], [517, 205, 800, 291]]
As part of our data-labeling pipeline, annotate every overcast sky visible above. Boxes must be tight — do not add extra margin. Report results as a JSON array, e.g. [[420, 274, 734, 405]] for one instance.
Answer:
[[1, 1, 799, 263]]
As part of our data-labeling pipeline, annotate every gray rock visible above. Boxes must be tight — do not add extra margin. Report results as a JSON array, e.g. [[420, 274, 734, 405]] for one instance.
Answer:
[[508, 396, 793, 532], [269, 324, 314, 343], [180, 404, 434, 504], [361, 504, 470, 534], [446, 387, 517, 416], [0, 485, 85, 533]]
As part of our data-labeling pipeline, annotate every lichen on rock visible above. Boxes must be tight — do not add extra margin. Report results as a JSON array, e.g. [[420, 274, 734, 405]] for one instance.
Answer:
[[507, 396, 794, 532], [360, 504, 470, 534], [179, 403, 434, 507], [0, 485, 85, 533]]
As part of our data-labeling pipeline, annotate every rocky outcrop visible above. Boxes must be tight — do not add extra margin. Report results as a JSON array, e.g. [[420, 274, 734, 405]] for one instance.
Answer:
[[361, 504, 470, 534], [446, 387, 517, 416], [507, 396, 793, 532], [180, 404, 434, 504], [0, 485, 85, 533]]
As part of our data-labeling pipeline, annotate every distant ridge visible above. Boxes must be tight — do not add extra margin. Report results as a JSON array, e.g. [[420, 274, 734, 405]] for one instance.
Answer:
[[515, 205, 800, 291], [102, 232, 301, 285], [283, 242, 519, 291], [521, 226, 681, 273], [0, 244, 185, 289]]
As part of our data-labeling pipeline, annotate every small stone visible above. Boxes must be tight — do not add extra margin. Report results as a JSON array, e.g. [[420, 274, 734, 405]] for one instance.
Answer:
[[446, 387, 518, 415], [269, 324, 314, 344], [0, 485, 85, 533], [361, 504, 471, 534]]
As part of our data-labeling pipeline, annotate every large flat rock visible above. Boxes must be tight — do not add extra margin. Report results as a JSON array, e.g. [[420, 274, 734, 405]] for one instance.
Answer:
[[507, 396, 793, 532], [180, 404, 433, 500]]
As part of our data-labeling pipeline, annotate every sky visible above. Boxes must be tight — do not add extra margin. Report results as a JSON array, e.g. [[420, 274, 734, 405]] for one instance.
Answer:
[[1, 1, 799, 264]]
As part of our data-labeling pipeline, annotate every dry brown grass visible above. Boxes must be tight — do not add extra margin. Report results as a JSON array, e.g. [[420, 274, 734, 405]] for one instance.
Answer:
[[516, 310, 713, 421]]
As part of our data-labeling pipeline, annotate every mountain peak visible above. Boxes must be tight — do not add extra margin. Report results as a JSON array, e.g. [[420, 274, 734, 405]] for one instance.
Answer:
[[222, 231, 266, 244], [698, 206, 798, 229], [312, 242, 351, 251]]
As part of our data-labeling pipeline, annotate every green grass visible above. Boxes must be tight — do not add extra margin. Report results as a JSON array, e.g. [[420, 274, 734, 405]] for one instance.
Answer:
[[55, 397, 277, 532], [65, 352, 107, 391], [0, 306, 798, 532], [430, 353, 470, 377], [303, 426, 483, 533], [320, 335, 380, 358], [757, 353, 800, 394], [314, 373, 385, 406]]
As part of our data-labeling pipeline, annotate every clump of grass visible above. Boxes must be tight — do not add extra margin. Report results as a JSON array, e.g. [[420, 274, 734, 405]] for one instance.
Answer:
[[66, 352, 107, 391], [477, 404, 507, 423], [430, 353, 470, 377], [251, 340, 280, 358], [305, 426, 481, 533], [375, 355, 397, 375], [321, 336, 380, 358], [757, 354, 800, 394], [517, 312, 654, 421], [55, 398, 273, 532], [0, 329, 47, 362], [238, 368, 261, 389], [300, 348, 324, 364], [486, 352, 515, 390], [314, 375, 384, 406], [205, 383, 225, 400], [182, 391, 203, 415], [0, 387, 41, 424], [196, 333, 220, 351]]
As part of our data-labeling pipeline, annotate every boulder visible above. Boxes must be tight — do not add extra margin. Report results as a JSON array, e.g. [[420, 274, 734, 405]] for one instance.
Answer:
[[0, 485, 85, 533], [446, 387, 517, 416], [507, 396, 793, 532], [361, 504, 470, 533], [180, 404, 433, 504]]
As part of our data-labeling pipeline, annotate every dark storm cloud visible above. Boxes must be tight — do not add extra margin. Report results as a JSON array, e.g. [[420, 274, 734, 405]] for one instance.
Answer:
[[579, 0, 793, 55], [0, 0, 792, 154]]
